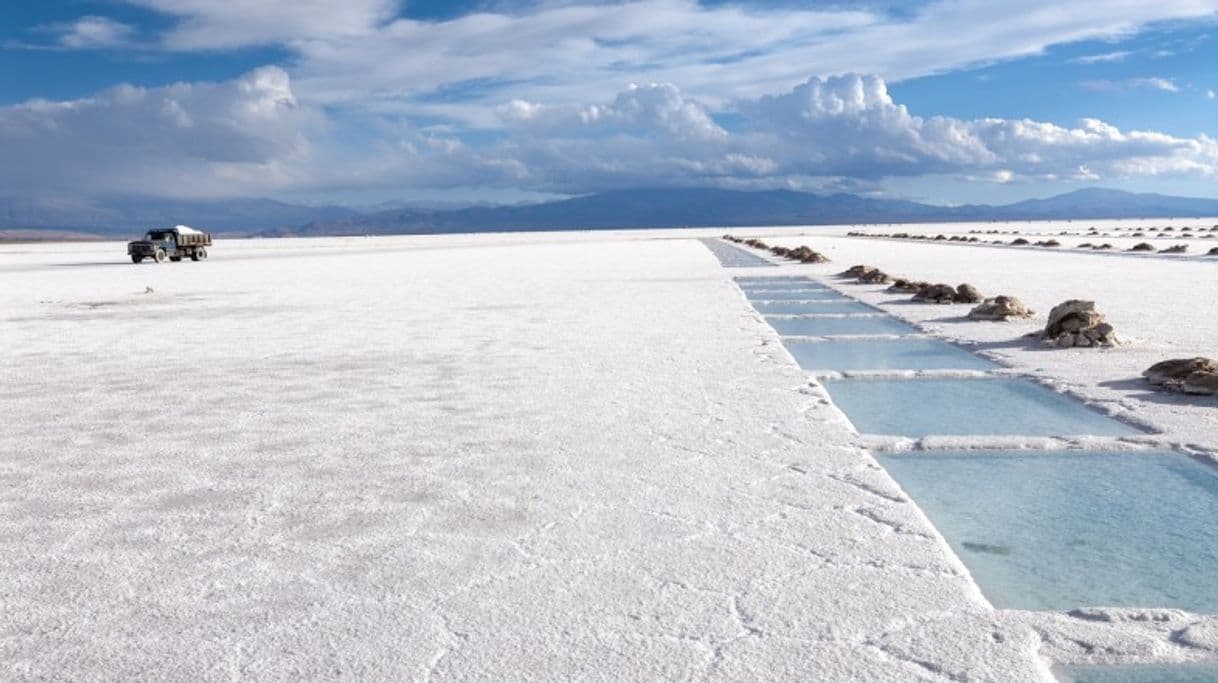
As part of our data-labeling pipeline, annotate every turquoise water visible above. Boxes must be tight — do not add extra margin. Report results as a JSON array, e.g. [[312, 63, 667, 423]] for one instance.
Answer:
[[700, 239, 775, 267], [754, 301, 878, 315], [1055, 663, 1218, 683], [879, 451, 1218, 612], [784, 338, 999, 371], [746, 289, 847, 301], [767, 315, 918, 337], [734, 276, 817, 284], [738, 282, 831, 292], [823, 378, 1141, 437]]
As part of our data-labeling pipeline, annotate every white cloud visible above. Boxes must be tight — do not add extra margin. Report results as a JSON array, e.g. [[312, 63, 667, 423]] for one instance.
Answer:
[[122, 0, 398, 49], [1070, 50, 1133, 64], [71, 0, 1217, 126], [5, 68, 1218, 200], [1130, 77, 1181, 92], [1208, 89, 1216, 99], [39, 16, 135, 49], [1082, 77, 1181, 92], [392, 74, 1218, 194], [0, 67, 321, 198]]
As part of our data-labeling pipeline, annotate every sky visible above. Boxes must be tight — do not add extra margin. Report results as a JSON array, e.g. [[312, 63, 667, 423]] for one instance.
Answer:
[[2, 0, 1217, 207]]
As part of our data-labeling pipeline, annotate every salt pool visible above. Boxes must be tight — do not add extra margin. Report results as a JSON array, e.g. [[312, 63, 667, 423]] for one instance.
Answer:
[[733, 276, 813, 284], [878, 450, 1218, 612], [738, 282, 831, 292], [1054, 663, 1218, 683], [823, 378, 1141, 437], [700, 239, 775, 267], [767, 315, 918, 337], [783, 338, 999, 371], [753, 301, 879, 315], [745, 290, 848, 302]]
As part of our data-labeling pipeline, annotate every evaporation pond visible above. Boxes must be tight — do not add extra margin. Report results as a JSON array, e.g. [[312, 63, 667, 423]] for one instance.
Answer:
[[734, 277, 816, 285], [699, 239, 775, 267], [823, 378, 1140, 437], [745, 289, 844, 301], [1054, 663, 1218, 683], [738, 281, 829, 292], [877, 450, 1218, 612], [767, 315, 916, 336], [754, 301, 878, 315], [785, 338, 998, 371]]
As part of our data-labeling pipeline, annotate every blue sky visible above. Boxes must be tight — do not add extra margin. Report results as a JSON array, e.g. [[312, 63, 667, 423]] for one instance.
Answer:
[[2, 1, 1217, 206]]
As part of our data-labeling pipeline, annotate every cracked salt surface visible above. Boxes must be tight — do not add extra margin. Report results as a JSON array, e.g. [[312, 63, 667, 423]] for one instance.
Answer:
[[3, 231, 1215, 681]]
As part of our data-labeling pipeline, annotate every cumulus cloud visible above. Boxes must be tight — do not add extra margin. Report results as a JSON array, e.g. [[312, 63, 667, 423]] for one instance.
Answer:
[[400, 74, 1218, 193], [5, 70, 1218, 199], [0, 67, 320, 198]]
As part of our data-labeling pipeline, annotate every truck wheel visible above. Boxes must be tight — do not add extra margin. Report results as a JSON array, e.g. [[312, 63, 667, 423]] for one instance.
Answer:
[[197, 247, 207, 260], [154, 248, 167, 263], [131, 255, 143, 264]]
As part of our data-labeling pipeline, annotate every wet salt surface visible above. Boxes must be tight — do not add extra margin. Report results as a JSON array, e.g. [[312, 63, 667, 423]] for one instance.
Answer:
[[878, 450, 1218, 612], [753, 300, 879, 315], [784, 338, 999, 371], [824, 377, 1142, 438], [1054, 663, 1218, 682], [767, 315, 918, 337]]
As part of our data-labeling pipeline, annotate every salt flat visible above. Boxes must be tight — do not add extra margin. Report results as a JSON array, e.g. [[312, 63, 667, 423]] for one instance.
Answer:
[[2, 230, 1216, 681]]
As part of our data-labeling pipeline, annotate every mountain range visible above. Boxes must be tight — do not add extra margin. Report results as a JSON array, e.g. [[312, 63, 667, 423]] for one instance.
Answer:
[[4, 188, 1218, 240]]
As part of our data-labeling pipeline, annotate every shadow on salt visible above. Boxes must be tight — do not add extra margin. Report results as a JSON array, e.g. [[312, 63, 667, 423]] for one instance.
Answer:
[[785, 337, 999, 371], [1053, 663, 1218, 683], [767, 315, 918, 337], [823, 377, 1141, 438], [878, 450, 1218, 613]]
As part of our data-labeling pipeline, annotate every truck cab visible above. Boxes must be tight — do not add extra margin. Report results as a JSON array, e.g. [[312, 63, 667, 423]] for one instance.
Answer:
[[128, 225, 212, 263]]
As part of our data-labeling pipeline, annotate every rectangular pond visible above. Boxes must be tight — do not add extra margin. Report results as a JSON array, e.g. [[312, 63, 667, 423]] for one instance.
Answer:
[[784, 338, 999, 371], [700, 239, 775, 268], [1054, 663, 1218, 683], [738, 281, 831, 292], [822, 377, 1141, 437], [877, 450, 1218, 612], [767, 315, 918, 337], [745, 289, 846, 302], [754, 301, 879, 315], [734, 276, 817, 284]]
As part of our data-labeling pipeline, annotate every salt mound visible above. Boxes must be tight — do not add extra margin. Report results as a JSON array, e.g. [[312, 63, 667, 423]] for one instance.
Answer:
[[968, 296, 1033, 321], [1143, 357, 1218, 395], [1039, 300, 1118, 348]]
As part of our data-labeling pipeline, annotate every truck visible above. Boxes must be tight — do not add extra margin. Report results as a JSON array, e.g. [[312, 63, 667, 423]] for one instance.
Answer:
[[128, 225, 212, 263]]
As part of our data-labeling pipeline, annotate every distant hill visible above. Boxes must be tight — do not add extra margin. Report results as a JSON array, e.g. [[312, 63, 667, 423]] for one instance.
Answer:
[[0, 196, 359, 236], [5, 187, 1218, 239], [295, 187, 1218, 236]]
